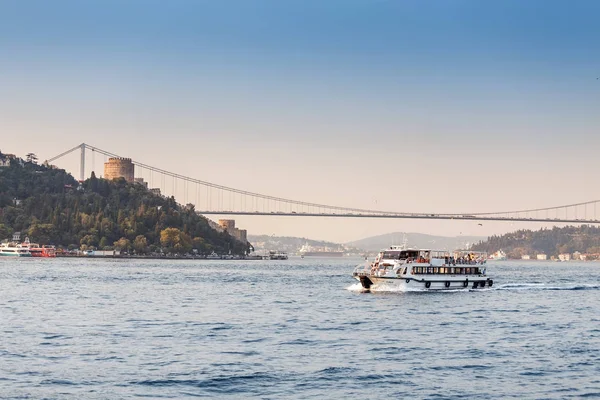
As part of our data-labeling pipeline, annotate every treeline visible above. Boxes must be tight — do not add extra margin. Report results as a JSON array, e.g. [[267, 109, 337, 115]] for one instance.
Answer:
[[0, 153, 250, 255], [471, 226, 600, 258]]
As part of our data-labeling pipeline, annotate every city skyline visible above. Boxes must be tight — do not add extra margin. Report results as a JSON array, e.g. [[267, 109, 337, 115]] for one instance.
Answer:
[[2, 0, 599, 242]]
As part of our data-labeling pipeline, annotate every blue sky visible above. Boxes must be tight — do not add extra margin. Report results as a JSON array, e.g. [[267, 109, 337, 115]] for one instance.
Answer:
[[1, 0, 599, 241]]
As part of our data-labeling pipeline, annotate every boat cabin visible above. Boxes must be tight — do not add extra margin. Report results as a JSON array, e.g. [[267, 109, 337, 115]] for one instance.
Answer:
[[370, 247, 487, 275], [379, 248, 439, 264]]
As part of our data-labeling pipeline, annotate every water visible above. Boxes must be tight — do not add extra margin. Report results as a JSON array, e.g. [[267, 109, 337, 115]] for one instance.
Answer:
[[1, 258, 599, 399]]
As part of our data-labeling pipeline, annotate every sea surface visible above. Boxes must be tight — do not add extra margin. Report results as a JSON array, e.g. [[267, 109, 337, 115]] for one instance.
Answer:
[[1, 257, 599, 399]]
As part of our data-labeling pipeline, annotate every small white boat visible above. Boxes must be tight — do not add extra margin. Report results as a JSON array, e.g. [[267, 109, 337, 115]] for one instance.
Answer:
[[352, 246, 492, 291], [489, 250, 507, 261]]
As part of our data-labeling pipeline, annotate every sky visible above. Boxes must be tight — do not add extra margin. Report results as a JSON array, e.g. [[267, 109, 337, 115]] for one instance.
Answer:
[[1, 0, 599, 243]]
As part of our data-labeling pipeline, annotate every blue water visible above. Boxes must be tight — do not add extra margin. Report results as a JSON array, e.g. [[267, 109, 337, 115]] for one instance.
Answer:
[[1, 258, 599, 399]]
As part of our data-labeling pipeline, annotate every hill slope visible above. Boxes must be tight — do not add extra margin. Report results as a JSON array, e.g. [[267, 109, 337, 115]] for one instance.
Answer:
[[347, 232, 485, 252], [247, 235, 361, 254], [471, 226, 600, 258], [0, 152, 250, 255]]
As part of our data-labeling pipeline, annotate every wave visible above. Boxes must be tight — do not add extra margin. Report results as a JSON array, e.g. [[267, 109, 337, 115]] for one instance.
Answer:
[[346, 283, 367, 292], [349, 280, 600, 293], [346, 283, 482, 294], [496, 283, 600, 291], [132, 371, 280, 391]]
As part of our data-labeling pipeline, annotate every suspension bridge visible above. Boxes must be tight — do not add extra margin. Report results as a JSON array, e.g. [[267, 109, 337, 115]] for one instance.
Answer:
[[45, 143, 600, 225]]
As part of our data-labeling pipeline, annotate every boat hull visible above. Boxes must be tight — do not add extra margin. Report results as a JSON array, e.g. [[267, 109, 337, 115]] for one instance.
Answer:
[[354, 274, 492, 291], [0, 252, 32, 257], [301, 252, 344, 257]]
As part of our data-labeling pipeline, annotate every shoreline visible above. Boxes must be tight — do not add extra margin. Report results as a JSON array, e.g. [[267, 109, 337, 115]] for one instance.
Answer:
[[55, 254, 266, 260]]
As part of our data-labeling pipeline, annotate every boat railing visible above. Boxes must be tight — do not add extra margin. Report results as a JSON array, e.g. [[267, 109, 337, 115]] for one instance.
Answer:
[[353, 263, 372, 276]]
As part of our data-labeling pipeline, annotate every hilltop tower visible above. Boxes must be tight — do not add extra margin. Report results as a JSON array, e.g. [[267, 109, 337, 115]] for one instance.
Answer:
[[104, 157, 134, 182]]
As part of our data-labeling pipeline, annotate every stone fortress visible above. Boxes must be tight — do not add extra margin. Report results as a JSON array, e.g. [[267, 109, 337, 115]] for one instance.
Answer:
[[103, 158, 248, 245], [217, 219, 247, 243], [103, 158, 135, 182]]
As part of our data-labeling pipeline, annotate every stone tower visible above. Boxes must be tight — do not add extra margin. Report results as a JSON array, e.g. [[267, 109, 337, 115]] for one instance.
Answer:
[[104, 158, 135, 182]]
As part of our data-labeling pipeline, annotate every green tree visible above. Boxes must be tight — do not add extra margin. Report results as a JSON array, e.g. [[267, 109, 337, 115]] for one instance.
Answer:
[[25, 153, 38, 164], [0, 224, 13, 241], [113, 237, 131, 252], [80, 234, 98, 248], [160, 228, 192, 254], [192, 236, 208, 254], [133, 235, 148, 254], [99, 236, 109, 249], [28, 223, 57, 244]]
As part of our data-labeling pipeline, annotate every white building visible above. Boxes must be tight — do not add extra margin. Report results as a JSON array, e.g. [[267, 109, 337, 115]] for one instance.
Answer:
[[536, 254, 548, 260], [521, 255, 531, 260], [558, 253, 571, 261]]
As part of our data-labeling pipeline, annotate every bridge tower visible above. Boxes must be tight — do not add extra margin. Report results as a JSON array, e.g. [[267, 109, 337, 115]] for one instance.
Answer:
[[80, 143, 85, 182]]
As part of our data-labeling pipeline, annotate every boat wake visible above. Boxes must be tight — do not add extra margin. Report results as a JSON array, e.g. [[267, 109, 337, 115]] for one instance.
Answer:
[[347, 282, 600, 293], [346, 283, 368, 292], [495, 283, 600, 291], [346, 283, 473, 294]]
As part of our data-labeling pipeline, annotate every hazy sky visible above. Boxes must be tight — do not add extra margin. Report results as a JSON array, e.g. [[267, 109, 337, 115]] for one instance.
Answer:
[[1, 0, 599, 243]]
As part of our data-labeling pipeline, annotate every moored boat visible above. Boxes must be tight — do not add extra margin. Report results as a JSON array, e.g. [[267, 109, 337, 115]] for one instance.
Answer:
[[352, 246, 492, 291], [206, 251, 221, 259], [0, 241, 32, 257], [299, 243, 344, 257], [489, 250, 507, 261], [19, 238, 56, 257], [269, 251, 288, 260]]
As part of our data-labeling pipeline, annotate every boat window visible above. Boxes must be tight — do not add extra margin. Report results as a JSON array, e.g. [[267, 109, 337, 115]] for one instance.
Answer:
[[450, 267, 455, 274], [382, 251, 402, 260]]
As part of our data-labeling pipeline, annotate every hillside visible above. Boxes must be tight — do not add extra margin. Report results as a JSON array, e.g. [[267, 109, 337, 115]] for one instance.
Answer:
[[347, 232, 485, 252], [0, 152, 250, 255], [471, 226, 600, 259], [248, 235, 362, 254]]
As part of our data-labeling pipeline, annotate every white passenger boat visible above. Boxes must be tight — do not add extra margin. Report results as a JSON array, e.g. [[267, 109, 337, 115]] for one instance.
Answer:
[[269, 251, 288, 260], [352, 246, 492, 291], [0, 241, 33, 257]]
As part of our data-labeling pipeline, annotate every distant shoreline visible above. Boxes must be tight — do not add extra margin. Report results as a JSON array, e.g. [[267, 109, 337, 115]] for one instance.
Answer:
[[55, 254, 264, 260]]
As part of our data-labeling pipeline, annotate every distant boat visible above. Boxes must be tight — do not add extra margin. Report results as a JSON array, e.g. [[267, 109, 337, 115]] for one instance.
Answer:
[[269, 251, 288, 260], [19, 237, 56, 257], [205, 251, 221, 260], [299, 243, 344, 257], [489, 250, 507, 261]]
